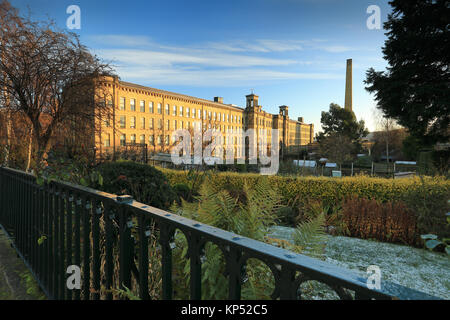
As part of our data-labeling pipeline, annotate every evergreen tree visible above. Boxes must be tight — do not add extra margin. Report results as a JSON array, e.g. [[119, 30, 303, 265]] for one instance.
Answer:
[[365, 0, 449, 146], [316, 103, 368, 144]]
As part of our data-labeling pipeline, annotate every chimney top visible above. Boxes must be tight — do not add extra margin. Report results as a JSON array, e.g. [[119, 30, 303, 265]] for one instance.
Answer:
[[214, 97, 223, 104]]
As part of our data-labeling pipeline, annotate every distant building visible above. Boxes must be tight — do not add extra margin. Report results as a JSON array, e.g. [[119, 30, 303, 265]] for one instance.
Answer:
[[93, 76, 314, 160]]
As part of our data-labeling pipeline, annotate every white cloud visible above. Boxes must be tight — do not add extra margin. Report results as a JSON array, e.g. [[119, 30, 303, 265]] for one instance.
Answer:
[[87, 35, 351, 86], [114, 66, 342, 87], [87, 35, 154, 47], [320, 45, 355, 53], [206, 39, 304, 53], [96, 48, 300, 68]]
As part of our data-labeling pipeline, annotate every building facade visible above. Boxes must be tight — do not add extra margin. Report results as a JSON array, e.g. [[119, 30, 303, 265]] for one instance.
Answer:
[[95, 76, 314, 160]]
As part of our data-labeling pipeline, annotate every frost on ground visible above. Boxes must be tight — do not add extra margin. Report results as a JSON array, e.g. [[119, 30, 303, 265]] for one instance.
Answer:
[[269, 226, 450, 300]]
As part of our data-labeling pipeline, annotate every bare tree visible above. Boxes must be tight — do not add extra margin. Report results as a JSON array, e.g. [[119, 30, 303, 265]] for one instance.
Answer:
[[0, 0, 113, 168], [372, 108, 402, 164], [319, 133, 355, 168]]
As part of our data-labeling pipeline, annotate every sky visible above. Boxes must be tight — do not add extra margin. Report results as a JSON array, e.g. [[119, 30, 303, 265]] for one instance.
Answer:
[[10, 0, 393, 132]]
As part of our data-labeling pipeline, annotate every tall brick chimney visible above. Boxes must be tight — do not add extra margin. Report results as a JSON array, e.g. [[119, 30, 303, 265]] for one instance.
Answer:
[[345, 59, 352, 112]]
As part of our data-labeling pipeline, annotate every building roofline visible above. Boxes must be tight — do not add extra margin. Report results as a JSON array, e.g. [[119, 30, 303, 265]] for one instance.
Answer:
[[118, 80, 245, 112]]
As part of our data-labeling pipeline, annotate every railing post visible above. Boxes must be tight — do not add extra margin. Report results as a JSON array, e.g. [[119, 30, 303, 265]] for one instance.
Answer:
[[65, 192, 74, 300], [104, 203, 114, 300], [58, 186, 66, 299], [119, 205, 132, 295], [279, 265, 297, 300], [138, 213, 150, 300], [227, 246, 242, 300], [47, 182, 54, 298], [42, 181, 50, 296], [189, 233, 202, 300], [82, 195, 91, 300], [159, 224, 173, 300], [52, 186, 59, 298], [73, 194, 82, 300], [92, 200, 102, 300]]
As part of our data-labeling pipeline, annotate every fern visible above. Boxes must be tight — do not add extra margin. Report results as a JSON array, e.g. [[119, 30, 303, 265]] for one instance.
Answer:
[[170, 174, 329, 299], [293, 212, 328, 259]]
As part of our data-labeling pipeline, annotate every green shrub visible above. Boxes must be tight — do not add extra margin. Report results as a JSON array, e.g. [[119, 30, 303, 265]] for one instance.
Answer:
[[172, 183, 192, 203], [95, 161, 177, 210], [403, 178, 450, 239], [276, 206, 297, 226]]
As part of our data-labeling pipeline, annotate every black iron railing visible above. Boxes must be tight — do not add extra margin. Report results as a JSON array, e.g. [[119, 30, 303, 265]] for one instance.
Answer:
[[0, 166, 439, 300]]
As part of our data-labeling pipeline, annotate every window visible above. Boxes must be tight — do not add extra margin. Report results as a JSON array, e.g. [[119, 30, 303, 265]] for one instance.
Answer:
[[120, 134, 126, 146], [104, 134, 110, 147], [213, 112, 216, 121], [150, 118, 154, 129], [222, 113, 225, 122], [198, 109, 201, 119], [140, 100, 145, 112], [174, 120, 177, 130], [157, 135, 162, 146], [173, 105, 177, 116], [140, 134, 145, 145], [158, 119, 162, 130], [181, 121, 184, 129], [218, 112, 221, 122], [131, 134, 136, 144], [203, 110, 206, 119], [186, 107, 190, 118], [120, 116, 126, 128], [120, 97, 125, 110], [227, 114, 229, 122], [140, 117, 145, 129], [149, 135, 154, 146], [208, 111, 211, 120], [130, 99, 136, 111], [157, 103, 162, 114], [192, 108, 196, 118], [130, 116, 136, 128], [149, 102, 154, 113], [166, 119, 170, 130], [165, 135, 169, 145], [179, 106, 184, 117]]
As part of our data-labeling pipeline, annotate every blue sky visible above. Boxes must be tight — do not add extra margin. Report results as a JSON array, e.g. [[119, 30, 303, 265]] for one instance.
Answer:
[[10, 0, 393, 132]]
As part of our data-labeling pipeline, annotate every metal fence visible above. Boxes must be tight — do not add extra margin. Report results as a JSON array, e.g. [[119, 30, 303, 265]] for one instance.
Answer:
[[0, 166, 438, 300]]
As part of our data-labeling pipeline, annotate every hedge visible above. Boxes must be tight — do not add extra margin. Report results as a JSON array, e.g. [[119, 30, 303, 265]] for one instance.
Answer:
[[159, 168, 450, 208], [96, 161, 177, 210]]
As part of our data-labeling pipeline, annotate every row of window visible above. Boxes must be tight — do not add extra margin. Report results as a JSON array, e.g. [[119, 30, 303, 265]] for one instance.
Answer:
[[104, 134, 243, 147], [112, 116, 244, 132], [118, 97, 243, 124]]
